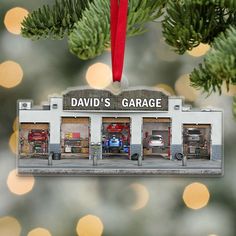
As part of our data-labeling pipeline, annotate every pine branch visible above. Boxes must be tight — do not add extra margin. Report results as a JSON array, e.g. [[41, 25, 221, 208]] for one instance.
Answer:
[[162, 0, 236, 54], [193, 0, 236, 9], [68, 0, 165, 60], [190, 26, 236, 94], [21, 0, 92, 40]]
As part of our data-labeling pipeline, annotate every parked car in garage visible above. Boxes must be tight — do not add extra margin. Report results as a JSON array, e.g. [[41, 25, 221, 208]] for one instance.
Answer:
[[185, 128, 202, 141], [109, 135, 122, 148], [143, 135, 164, 149], [28, 129, 48, 142], [102, 134, 123, 153]]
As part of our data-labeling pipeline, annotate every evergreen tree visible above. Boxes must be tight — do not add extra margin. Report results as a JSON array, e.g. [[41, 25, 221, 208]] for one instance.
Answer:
[[21, 0, 236, 112], [22, 0, 165, 59], [163, 0, 236, 95]]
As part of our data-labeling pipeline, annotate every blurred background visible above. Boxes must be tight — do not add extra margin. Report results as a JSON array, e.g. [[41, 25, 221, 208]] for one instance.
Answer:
[[0, 1, 236, 236]]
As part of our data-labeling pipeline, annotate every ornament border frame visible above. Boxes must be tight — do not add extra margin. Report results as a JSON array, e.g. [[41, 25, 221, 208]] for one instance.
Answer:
[[16, 87, 224, 176]]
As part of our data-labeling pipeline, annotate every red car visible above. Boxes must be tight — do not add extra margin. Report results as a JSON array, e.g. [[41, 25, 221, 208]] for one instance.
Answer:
[[28, 129, 48, 142]]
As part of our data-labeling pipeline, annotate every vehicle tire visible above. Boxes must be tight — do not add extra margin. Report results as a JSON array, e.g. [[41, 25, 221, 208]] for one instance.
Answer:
[[52, 153, 61, 160], [175, 153, 183, 160], [131, 153, 139, 160]]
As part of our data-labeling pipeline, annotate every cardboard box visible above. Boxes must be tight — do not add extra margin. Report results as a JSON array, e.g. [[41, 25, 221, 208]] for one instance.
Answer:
[[81, 140, 89, 147], [81, 148, 89, 154], [72, 147, 81, 153], [143, 148, 152, 155], [22, 144, 30, 154], [65, 146, 72, 153]]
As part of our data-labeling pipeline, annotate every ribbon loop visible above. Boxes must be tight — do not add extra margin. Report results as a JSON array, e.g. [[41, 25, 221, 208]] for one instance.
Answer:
[[110, 0, 128, 82]]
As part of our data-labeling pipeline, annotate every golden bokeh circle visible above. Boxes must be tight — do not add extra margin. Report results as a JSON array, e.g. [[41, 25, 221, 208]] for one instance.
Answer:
[[187, 43, 210, 57], [27, 228, 51, 236], [4, 7, 29, 35], [86, 63, 112, 89], [13, 117, 19, 132], [0, 61, 23, 88], [175, 74, 200, 102], [9, 131, 18, 154], [0, 216, 21, 236], [183, 182, 210, 210], [76, 214, 104, 236], [7, 169, 35, 195], [105, 47, 111, 52], [129, 183, 149, 210], [221, 82, 236, 96], [154, 83, 176, 96]]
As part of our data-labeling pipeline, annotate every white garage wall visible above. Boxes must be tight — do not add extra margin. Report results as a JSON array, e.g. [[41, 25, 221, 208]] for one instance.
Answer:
[[19, 97, 223, 147], [172, 112, 222, 145]]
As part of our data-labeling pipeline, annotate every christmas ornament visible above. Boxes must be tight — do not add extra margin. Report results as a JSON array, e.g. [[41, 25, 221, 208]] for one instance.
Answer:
[[17, 0, 224, 176]]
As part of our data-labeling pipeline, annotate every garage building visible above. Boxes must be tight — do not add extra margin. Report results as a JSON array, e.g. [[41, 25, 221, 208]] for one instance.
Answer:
[[18, 88, 223, 161]]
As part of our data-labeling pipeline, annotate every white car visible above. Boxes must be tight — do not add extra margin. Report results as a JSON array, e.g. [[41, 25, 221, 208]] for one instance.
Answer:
[[144, 135, 164, 149]]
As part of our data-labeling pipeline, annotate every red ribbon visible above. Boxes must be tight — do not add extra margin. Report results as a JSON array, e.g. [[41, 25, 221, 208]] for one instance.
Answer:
[[110, 0, 128, 82]]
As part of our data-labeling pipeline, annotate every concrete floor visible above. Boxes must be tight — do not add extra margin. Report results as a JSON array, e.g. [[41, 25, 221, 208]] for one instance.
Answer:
[[18, 155, 223, 176]]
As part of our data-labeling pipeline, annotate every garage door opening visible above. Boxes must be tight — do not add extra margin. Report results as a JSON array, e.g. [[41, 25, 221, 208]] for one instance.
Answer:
[[102, 117, 130, 159], [183, 124, 211, 159], [19, 123, 49, 158], [61, 117, 90, 158], [143, 118, 171, 159]]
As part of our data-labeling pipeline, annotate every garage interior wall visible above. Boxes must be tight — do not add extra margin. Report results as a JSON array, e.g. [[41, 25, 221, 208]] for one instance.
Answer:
[[60, 118, 90, 155], [183, 124, 211, 141], [19, 123, 49, 155], [102, 118, 130, 123], [183, 124, 211, 159], [102, 117, 130, 155], [143, 123, 169, 136], [143, 118, 171, 156], [61, 118, 89, 139]]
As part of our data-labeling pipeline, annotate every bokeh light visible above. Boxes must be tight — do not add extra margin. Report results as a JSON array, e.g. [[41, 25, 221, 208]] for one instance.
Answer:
[[4, 7, 29, 35], [86, 63, 112, 89], [187, 43, 210, 57], [129, 183, 149, 210], [175, 74, 200, 102], [7, 169, 35, 195], [76, 214, 104, 236], [0, 2, 234, 235], [183, 182, 210, 210], [0, 216, 21, 236], [9, 131, 18, 154], [105, 47, 111, 52], [154, 83, 176, 96], [221, 82, 236, 96], [27, 228, 51, 236], [13, 117, 19, 132], [0, 61, 23, 88]]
